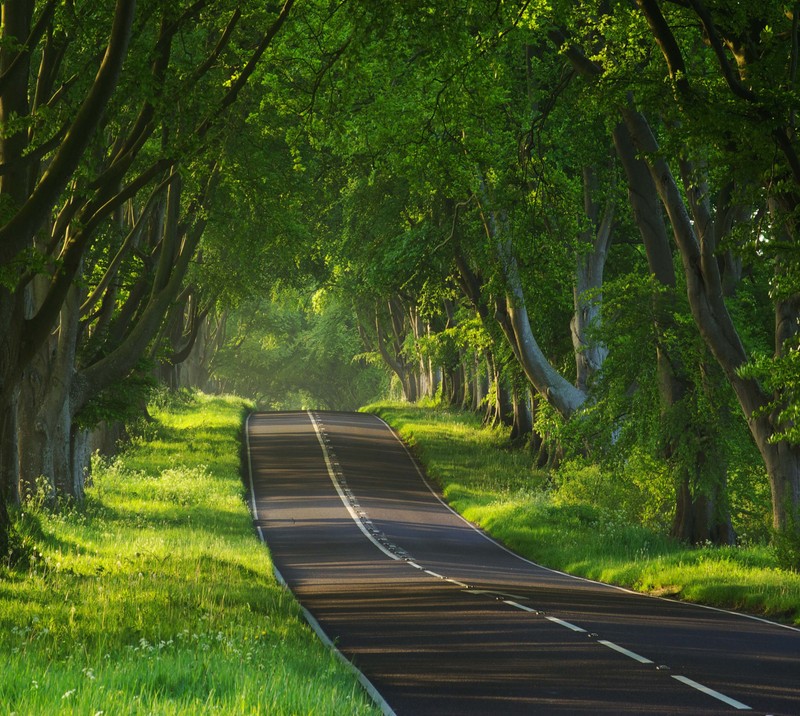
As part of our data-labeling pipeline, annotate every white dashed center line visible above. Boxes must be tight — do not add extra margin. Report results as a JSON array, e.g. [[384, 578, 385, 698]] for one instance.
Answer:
[[445, 578, 469, 588], [503, 600, 540, 613], [671, 675, 752, 710], [598, 640, 654, 664], [545, 616, 587, 633]]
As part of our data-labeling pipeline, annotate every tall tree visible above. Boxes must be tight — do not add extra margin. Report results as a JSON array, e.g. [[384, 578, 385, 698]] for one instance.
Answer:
[[1, 0, 298, 550], [0, 0, 137, 553]]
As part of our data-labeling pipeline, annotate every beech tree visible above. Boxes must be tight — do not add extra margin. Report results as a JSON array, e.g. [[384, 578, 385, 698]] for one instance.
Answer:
[[579, 0, 798, 542], [0, 0, 297, 553], [0, 0, 137, 554], [640, 0, 800, 542]]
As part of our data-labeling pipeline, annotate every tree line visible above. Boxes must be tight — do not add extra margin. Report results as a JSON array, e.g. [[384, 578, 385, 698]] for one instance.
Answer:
[[293, 0, 800, 555], [2, 1, 799, 565]]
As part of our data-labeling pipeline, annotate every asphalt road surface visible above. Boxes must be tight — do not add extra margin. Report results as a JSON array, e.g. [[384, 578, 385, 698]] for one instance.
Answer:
[[245, 410, 800, 715]]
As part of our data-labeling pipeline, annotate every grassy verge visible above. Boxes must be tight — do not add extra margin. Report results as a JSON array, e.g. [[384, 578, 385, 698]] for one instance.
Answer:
[[365, 401, 800, 626], [0, 392, 379, 715]]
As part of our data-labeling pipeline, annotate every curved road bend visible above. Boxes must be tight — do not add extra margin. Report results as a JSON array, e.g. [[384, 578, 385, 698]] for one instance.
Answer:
[[245, 410, 800, 716]]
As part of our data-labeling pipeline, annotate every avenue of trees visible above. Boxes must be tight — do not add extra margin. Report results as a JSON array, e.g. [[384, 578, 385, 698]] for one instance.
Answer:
[[2, 0, 799, 566]]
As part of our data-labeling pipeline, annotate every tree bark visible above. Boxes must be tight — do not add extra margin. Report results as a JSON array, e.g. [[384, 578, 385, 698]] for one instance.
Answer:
[[510, 381, 533, 443], [17, 276, 82, 501], [375, 300, 418, 402], [571, 166, 614, 393], [472, 354, 487, 412], [622, 107, 799, 536], [498, 238, 587, 417], [0, 387, 20, 506], [613, 120, 735, 544]]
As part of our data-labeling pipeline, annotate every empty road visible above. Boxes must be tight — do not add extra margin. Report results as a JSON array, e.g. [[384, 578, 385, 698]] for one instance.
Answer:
[[245, 410, 800, 715]]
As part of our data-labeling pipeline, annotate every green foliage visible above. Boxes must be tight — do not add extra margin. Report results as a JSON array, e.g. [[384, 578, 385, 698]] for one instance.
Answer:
[[531, 397, 565, 462], [740, 338, 800, 446], [75, 358, 159, 430], [552, 452, 674, 532], [0, 393, 379, 715], [774, 517, 800, 573], [774, 528, 800, 572], [576, 266, 770, 538], [212, 287, 388, 410]]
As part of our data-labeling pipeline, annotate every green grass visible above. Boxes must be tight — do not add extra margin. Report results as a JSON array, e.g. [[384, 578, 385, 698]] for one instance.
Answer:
[[0, 392, 379, 715], [364, 401, 800, 626]]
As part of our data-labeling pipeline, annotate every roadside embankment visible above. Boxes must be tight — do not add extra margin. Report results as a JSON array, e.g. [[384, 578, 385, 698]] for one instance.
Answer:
[[364, 402, 800, 627]]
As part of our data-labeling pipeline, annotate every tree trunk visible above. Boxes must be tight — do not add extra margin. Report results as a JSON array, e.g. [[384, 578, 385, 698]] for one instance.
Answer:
[[473, 354, 487, 412], [613, 120, 735, 544], [0, 489, 9, 558], [571, 166, 614, 393], [0, 1, 35, 552], [16, 375, 53, 503], [528, 396, 549, 468], [756, 423, 800, 534], [375, 298, 419, 402], [497, 372, 513, 428], [498, 239, 587, 417], [482, 353, 497, 425], [88, 420, 128, 457], [431, 362, 443, 400], [510, 382, 533, 443], [50, 396, 76, 498], [673, 470, 735, 545], [0, 388, 21, 511], [452, 356, 467, 408], [16, 266, 83, 501], [68, 426, 91, 501]]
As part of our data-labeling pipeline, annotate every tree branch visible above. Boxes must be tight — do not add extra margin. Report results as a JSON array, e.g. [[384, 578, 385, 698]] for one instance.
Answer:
[[195, 0, 296, 139], [0, 0, 58, 97], [635, 0, 690, 94], [0, 0, 137, 266], [686, 0, 757, 102]]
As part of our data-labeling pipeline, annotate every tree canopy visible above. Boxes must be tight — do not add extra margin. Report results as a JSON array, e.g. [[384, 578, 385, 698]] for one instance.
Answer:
[[2, 0, 800, 566]]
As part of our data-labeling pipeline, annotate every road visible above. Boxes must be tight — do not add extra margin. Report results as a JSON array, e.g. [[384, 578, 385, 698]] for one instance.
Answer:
[[245, 410, 800, 715]]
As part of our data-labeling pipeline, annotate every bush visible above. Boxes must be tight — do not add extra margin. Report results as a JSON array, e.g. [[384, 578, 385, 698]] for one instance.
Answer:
[[774, 520, 800, 572]]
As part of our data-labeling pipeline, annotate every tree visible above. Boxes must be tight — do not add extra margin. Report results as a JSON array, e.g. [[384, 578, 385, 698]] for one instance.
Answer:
[[0, 0, 137, 554], [622, 1, 800, 545], [1, 0, 297, 552]]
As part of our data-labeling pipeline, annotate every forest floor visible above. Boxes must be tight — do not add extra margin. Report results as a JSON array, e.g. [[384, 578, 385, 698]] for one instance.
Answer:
[[0, 392, 379, 715], [364, 402, 800, 627]]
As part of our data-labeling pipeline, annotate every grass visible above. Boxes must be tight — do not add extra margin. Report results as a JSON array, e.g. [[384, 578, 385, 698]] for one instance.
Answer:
[[364, 401, 800, 626], [0, 391, 379, 715]]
